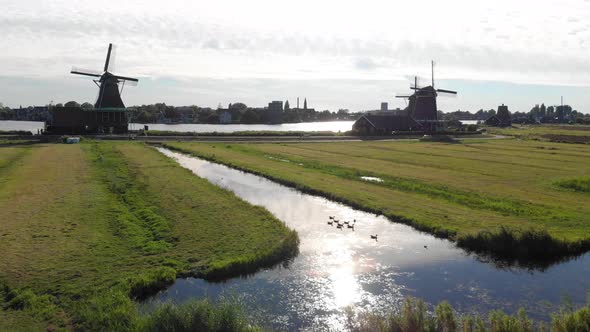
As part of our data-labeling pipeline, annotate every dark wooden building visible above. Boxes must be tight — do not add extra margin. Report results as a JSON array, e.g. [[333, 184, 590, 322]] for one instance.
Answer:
[[46, 107, 128, 134], [485, 104, 512, 127], [352, 112, 422, 134]]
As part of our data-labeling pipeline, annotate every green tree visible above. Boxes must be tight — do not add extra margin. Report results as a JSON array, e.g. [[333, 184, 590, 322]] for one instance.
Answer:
[[241, 109, 260, 124], [64, 101, 80, 108], [229, 102, 247, 111]]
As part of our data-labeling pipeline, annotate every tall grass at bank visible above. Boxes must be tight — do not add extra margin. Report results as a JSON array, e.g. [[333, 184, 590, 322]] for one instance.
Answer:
[[457, 227, 590, 267], [139, 299, 259, 332], [555, 177, 590, 193], [346, 296, 590, 332]]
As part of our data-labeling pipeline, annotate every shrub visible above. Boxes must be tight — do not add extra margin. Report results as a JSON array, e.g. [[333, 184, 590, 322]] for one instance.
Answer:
[[551, 302, 590, 332], [555, 177, 590, 193], [73, 289, 137, 332], [139, 299, 259, 332]]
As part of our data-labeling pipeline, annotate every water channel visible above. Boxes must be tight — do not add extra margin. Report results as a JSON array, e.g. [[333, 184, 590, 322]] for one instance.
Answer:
[[145, 148, 590, 330]]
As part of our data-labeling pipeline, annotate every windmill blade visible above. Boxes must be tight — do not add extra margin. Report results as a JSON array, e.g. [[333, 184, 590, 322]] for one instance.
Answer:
[[103, 43, 118, 72], [112, 74, 139, 83], [71, 67, 102, 77], [118, 79, 138, 87], [108, 44, 117, 72], [436, 89, 457, 94], [406, 75, 429, 89]]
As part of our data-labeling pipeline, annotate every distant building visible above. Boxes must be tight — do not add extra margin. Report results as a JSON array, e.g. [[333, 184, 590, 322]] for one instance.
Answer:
[[268, 101, 283, 112], [219, 111, 232, 124], [485, 104, 512, 127], [380, 102, 388, 112]]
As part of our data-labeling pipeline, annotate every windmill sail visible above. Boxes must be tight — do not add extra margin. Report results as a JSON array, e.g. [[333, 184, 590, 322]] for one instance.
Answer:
[[70, 43, 138, 109]]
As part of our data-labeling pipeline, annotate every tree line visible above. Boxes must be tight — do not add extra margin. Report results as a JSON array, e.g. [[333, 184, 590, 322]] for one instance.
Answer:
[[2, 101, 589, 124], [442, 104, 590, 124]]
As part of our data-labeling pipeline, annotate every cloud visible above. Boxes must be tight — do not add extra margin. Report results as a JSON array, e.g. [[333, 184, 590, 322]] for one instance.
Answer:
[[354, 58, 379, 71], [2, 0, 590, 112], [203, 39, 220, 49]]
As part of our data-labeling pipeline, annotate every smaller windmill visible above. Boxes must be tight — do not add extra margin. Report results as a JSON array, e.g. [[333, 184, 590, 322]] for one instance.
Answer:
[[71, 43, 138, 109], [395, 61, 457, 131]]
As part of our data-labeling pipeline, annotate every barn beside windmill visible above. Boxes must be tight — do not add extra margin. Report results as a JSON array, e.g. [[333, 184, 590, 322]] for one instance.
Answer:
[[352, 109, 422, 134], [45, 44, 138, 134]]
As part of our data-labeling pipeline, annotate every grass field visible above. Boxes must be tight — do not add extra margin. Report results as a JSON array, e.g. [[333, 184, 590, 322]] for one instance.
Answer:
[[487, 124, 590, 143], [165, 138, 590, 264], [0, 142, 298, 331]]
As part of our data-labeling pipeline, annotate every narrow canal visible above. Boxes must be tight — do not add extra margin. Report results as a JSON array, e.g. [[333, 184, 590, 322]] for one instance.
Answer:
[[146, 148, 590, 330]]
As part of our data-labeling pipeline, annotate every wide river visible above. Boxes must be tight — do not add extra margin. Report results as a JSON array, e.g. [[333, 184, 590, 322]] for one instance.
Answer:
[[0, 120, 480, 134], [0, 120, 355, 133], [145, 148, 590, 331]]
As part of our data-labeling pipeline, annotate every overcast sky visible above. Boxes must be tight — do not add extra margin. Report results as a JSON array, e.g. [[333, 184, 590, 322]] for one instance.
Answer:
[[1, 0, 590, 113]]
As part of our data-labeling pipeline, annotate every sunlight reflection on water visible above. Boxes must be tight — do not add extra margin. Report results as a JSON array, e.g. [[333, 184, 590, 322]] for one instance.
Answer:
[[144, 148, 590, 330]]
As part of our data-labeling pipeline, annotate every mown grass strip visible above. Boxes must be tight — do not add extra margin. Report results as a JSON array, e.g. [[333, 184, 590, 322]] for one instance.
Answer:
[[0, 142, 300, 330], [197, 144, 574, 223], [0, 146, 31, 177], [86, 143, 175, 254]]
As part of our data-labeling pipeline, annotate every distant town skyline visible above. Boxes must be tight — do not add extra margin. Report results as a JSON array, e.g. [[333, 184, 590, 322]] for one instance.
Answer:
[[1, 0, 590, 113]]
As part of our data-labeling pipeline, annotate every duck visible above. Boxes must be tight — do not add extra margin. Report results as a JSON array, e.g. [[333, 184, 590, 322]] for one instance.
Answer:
[[343, 220, 349, 225], [424, 245, 428, 249], [329, 216, 335, 220], [370, 234, 378, 240], [347, 224, 354, 229], [327, 220, 333, 225], [336, 224, 343, 229]]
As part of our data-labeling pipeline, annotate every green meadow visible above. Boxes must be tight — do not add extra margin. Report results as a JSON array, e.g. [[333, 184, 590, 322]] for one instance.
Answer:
[[487, 124, 590, 144], [0, 142, 298, 331], [165, 138, 590, 263]]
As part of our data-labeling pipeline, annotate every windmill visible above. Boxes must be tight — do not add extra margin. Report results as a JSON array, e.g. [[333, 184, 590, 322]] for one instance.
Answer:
[[71, 43, 138, 109], [395, 61, 457, 131]]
